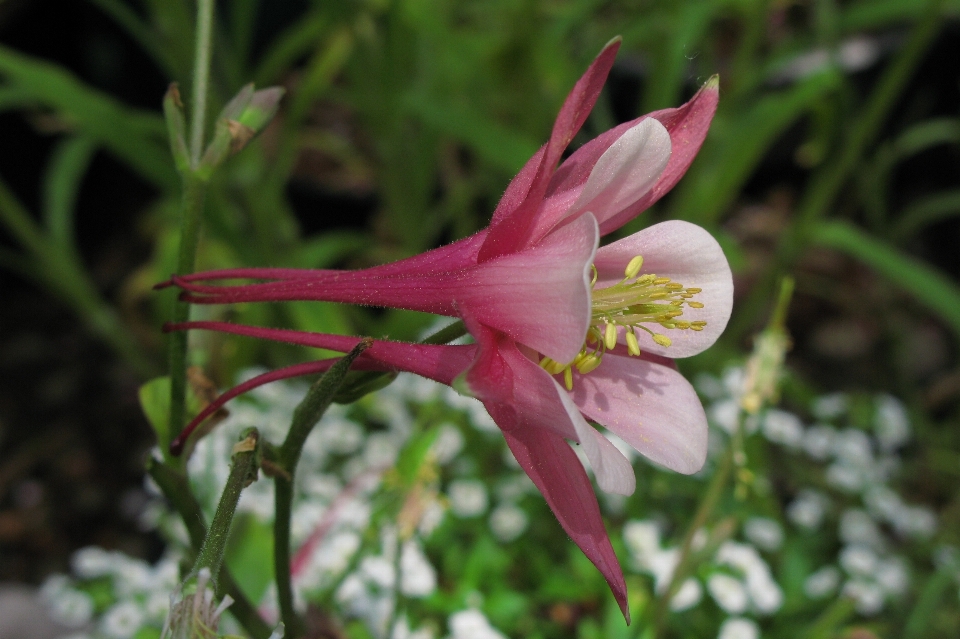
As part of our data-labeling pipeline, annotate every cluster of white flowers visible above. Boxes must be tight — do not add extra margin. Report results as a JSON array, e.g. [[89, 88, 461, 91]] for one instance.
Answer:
[[622, 519, 783, 622], [697, 367, 937, 620], [39, 548, 181, 638]]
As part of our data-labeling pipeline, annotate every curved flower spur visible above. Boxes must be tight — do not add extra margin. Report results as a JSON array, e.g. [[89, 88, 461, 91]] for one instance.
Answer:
[[160, 38, 731, 620]]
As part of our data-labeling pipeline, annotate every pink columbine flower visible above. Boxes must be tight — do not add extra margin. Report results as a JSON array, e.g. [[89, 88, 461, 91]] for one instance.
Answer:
[[162, 38, 731, 620]]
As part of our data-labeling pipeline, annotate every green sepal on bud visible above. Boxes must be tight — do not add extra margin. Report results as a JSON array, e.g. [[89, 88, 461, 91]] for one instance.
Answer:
[[163, 83, 190, 174], [197, 83, 285, 179]]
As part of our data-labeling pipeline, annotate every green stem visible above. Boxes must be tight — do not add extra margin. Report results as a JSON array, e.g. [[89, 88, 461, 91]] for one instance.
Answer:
[[274, 339, 372, 639], [194, 430, 261, 580], [146, 458, 272, 639], [650, 443, 736, 638], [167, 176, 207, 461], [189, 0, 215, 168]]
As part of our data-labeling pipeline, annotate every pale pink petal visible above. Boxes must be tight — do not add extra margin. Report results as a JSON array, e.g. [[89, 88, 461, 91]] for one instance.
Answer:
[[461, 318, 633, 495], [571, 354, 708, 474], [593, 220, 732, 358], [459, 212, 598, 364], [500, 424, 629, 620], [559, 118, 671, 229], [545, 77, 720, 235], [478, 39, 620, 261]]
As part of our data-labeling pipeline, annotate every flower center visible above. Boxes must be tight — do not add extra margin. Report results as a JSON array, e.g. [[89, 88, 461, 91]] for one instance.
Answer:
[[539, 254, 707, 390]]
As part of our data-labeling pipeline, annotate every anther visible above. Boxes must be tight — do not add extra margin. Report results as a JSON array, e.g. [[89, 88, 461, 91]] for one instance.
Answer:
[[625, 330, 641, 356], [624, 255, 645, 279], [653, 334, 672, 347], [603, 322, 618, 350]]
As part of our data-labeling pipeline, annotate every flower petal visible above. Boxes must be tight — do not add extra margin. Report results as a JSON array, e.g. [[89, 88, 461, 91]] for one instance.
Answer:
[[546, 76, 720, 235], [500, 423, 630, 621], [461, 318, 634, 495], [460, 212, 598, 364], [479, 39, 621, 260], [594, 220, 733, 358], [571, 354, 708, 474], [562, 118, 672, 228]]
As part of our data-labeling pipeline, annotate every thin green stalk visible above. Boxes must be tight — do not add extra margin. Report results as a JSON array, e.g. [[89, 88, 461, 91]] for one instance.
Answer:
[[147, 458, 272, 639], [651, 444, 736, 638], [274, 339, 372, 639], [167, 0, 218, 457], [189, 0, 215, 168], [194, 429, 260, 580]]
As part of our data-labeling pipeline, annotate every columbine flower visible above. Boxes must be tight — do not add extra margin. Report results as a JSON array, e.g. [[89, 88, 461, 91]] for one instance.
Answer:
[[161, 38, 730, 618]]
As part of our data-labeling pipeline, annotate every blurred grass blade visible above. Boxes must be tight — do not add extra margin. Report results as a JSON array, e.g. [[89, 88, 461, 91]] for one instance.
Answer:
[[841, 0, 959, 30], [812, 219, 960, 335], [405, 92, 540, 174], [0, 85, 35, 111], [641, 2, 715, 112], [43, 136, 97, 247], [891, 189, 960, 239], [253, 9, 330, 86], [0, 45, 177, 190], [892, 117, 960, 157], [84, 0, 179, 78], [670, 70, 843, 225]]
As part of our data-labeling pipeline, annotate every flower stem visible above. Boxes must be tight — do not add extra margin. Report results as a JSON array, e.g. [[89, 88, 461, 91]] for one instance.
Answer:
[[146, 457, 272, 639], [194, 429, 261, 581], [167, 0, 216, 463], [189, 0, 215, 169], [273, 339, 372, 639]]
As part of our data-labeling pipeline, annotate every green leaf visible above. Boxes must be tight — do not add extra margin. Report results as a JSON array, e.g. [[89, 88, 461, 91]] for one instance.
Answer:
[[670, 69, 843, 225], [891, 189, 960, 239], [0, 45, 176, 190], [404, 91, 540, 174], [42, 136, 97, 247], [811, 220, 960, 335], [139, 376, 172, 452]]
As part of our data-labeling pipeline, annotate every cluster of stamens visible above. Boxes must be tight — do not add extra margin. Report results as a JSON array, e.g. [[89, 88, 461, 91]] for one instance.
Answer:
[[540, 254, 707, 390]]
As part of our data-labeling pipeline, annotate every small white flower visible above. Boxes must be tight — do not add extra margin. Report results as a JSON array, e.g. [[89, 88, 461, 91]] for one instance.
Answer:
[[831, 429, 873, 466], [709, 399, 742, 435], [101, 601, 145, 638], [761, 409, 804, 449], [746, 571, 783, 614], [875, 557, 909, 596], [722, 367, 747, 399], [489, 504, 528, 542], [891, 505, 937, 539], [322, 418, 365, 454], [787, 490, 828, 530], [715, 542, 764, 576], [364, 433, 400, 468], [812, 393, 848, 420], [623, 520, 662, 564], [707, 573, 749, 614], [670, 578, 703, 611], [825, 462, 864, 493], [447, 609, 507, 639], [694, 372, 726, 400], [448, 480, 488, 518], [47, 587, 94, 628], [647, 549, 681, 592], [839, 509, 885, 549], [802, 424, 836, 461], [874, 394, 910, 452], [419, 500, 447, 537], [360, 556, 396, 590], [863, 485, 902, 521], [744, 517, 783, 552], [71, 547, 119, 579], [804, 566, 840, 599], [400, 540, 437, 597], [467, 403, 499, 433], [431, 424, 465, 464], [840, 544, 878, 577], [842, 579, 885, 615], [717, 616, 759, 639]]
